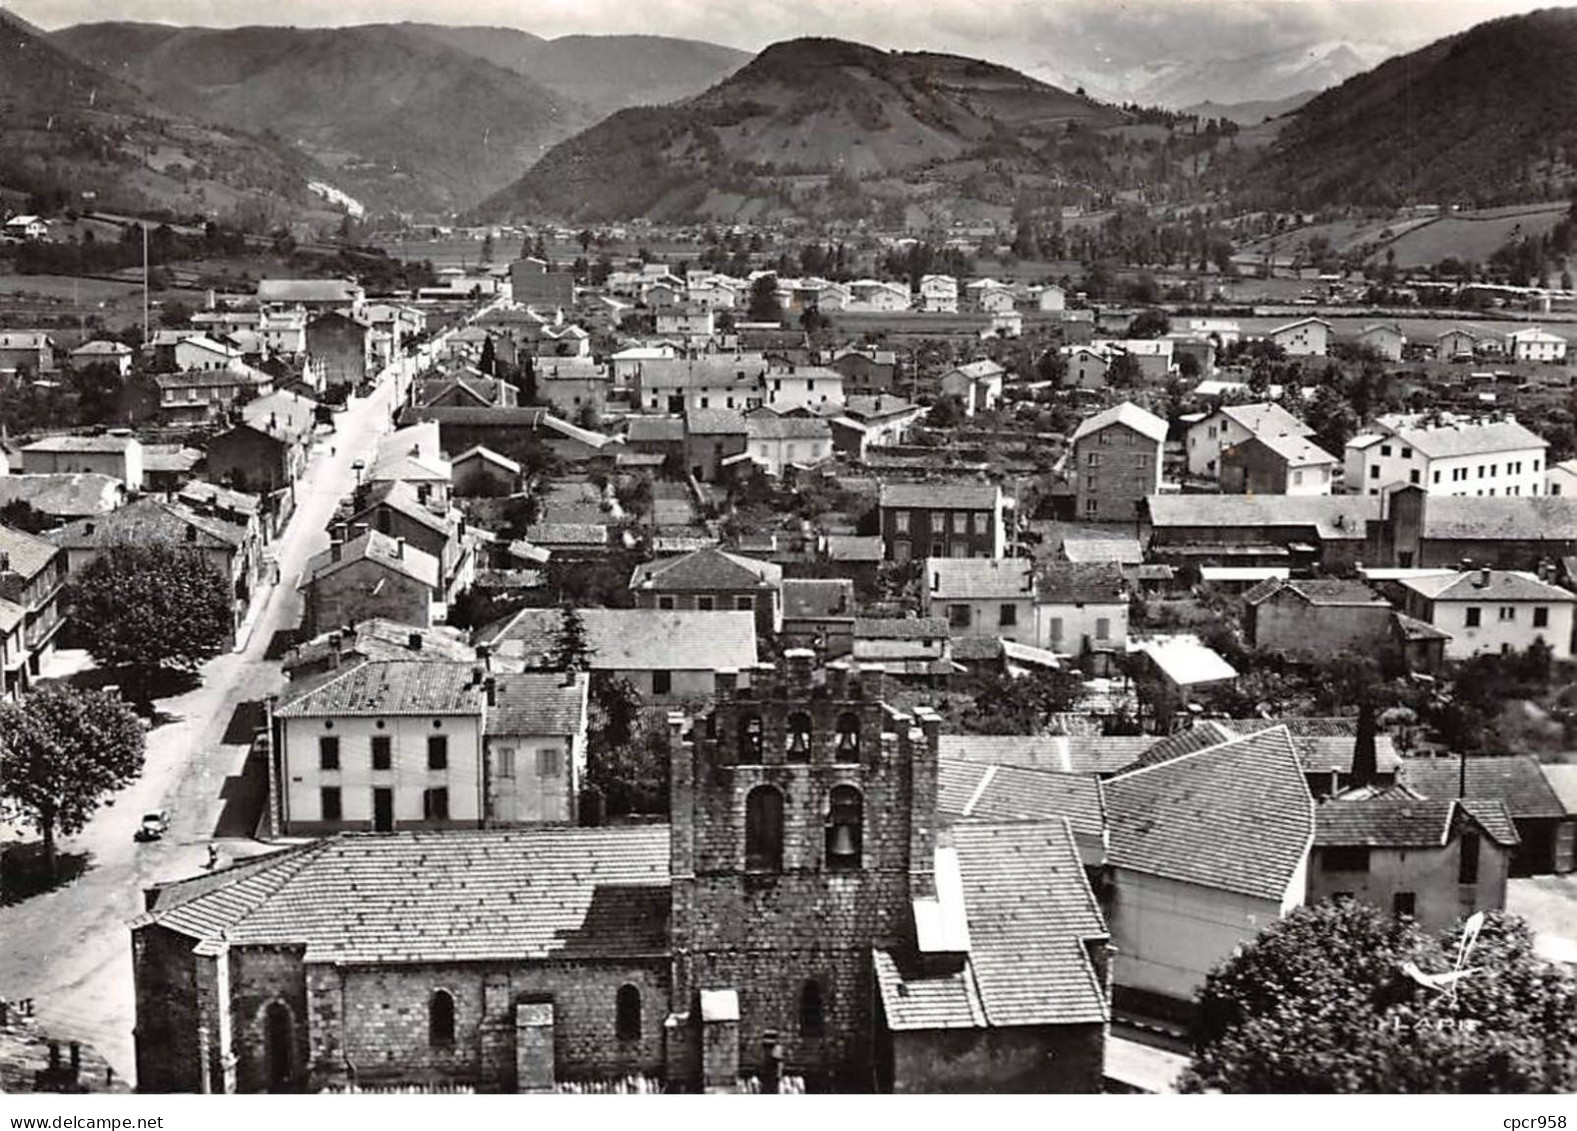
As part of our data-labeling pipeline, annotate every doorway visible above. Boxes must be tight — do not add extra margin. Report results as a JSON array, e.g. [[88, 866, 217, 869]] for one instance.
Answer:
[[373, 788, 394, 832]]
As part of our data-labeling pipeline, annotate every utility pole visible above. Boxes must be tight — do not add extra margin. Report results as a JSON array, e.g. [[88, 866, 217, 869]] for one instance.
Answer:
[[142, 223, 150, 346]]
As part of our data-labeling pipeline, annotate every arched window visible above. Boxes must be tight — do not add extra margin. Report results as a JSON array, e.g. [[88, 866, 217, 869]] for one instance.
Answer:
[[799, 979, 825, 1036], [826, 785, 863, 870], [739, 713, 764, 763], [263, 1001, 294, 1091], [745, 785, 785, 872], [615, 984, 642, 1040], [786, 711, 812, 762], [835, 712, 861, 763], [429, 989, 456, 1047]]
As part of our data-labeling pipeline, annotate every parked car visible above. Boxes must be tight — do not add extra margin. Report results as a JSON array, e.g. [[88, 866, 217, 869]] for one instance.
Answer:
[[134, 811, 170, 842]]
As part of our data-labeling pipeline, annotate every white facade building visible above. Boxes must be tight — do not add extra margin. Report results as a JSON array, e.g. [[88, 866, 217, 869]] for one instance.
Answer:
[[1344, 414, 1548, 498]]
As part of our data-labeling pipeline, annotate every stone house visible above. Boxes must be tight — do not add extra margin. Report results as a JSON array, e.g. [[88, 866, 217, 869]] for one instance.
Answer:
[[1241, 577, 1394, 658], [451, 447, 522, 497], [306, 311, 371, 392], [877, 482, 1005, 563], [21, 433, 144, 492], [1185, 400, 1313, 480], [1220, 431, 1340, 496], [299, 530, 441, 637], [1399, 755, 1575, 876], [0, 524, 67, 695], [628, 546, 783, 637], [1071, 402, 1167, 524], [205, 391, 317, 494]]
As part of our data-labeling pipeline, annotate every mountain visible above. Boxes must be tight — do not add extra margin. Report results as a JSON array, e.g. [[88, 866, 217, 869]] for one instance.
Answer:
[[399, 25, 750, 121], [476, 37, 1128, 224], [51, 22, 599, 214], [1129, 41, 1384, 108], [1247, 9, 1577, 210], [0, 10, 319, 223], [1182, 91, 1319, 128]]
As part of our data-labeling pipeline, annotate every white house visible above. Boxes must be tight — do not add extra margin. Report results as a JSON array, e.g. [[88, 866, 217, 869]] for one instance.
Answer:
[[1186, 401, 1312, 480], [1344, 413, 1548, 498], [918, 274, 958, 314], [69, 340, 133, 376], [174, 335, 245, 373], [1037, 285, 1066, 312], [845, 279, 911, 312], [1506, 327, 1569, 364], [746, 415, 834, 474], [2, 216, 49, 241], [940, 360, 1005, 416], [1104, 726, 1314, 1007], [763, 364, 845, 410], [921, 557, 1039, 646], [1064, 345, 1112, 390], [1357, 323, 1406, 362], [1547, 458, 1577, 497], [1394, 569, 1576, 661], [1269, 317, 1331, 357]]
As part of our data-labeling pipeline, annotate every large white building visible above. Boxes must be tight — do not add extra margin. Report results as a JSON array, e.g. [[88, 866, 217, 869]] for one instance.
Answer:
[[1185, 401, 1311, 480], [1505, 327, 1569, 364], [1344, 414, 1548, 498], [1394, 570, 1576, 660], [918, 274, 958, 313]]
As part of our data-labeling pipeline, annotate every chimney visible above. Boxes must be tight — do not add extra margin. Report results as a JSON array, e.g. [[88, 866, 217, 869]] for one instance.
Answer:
[[471, 665, 485, 687], [477, 642, 491, 669], [328, 631, 342, 667], [185, 523, 198, 543], [330, 540, 342, 564], [1351, 702, 1378, 789], [395, 536, 406, 559], [407, 632, 423, 652], [484, 676, 496, 707], [0, 552, 9, 573], [1475, 568, 1491, 588]]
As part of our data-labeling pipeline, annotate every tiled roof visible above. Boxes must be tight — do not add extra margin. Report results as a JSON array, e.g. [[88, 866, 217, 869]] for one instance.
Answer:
[[283, 620, 476, 673], [947, 359, 1006, 381], [480, 607, 757, 672], [275, 659, 483, 717], [142, 445, 204, 473], [1130, 721, 1237, 768], [843, 395, 919, 420], [936, 760, 1105, 839], [0, 523, 61, 578], [524, 523, 608, 546], [879, 481, 999, 509], [132, 826, 671, 962], [1419, 496, 1577, 542], [1106, 727, 1315, 900], [1217, 402, 1313, 439], [625, 417, 685, 444], [0, 474, 125, 518], [855, 616, 949, 640], [1247, 430, 1339, 467], [396, 406, 547, 429], [451, 445, 522, 474], [486, 671, 588, 737], [48, 497, 248, 551], [1059, 537, 1144, 565], [937, 734, 1153, 776], [258, 279, 362, 304], [637, 357, 763, 389], [1399, 754, 1568, 820], [178, 481, 260, 516], [926, 556, 1033, 601], [1212, 718, 1403, 776], [351, 480, 451, 537], [1315, 797, 1518, 848], [875, 821, 1108, 1031], [826, 534, 882, 561], [1397, 569, 1575, 604], [1146, 494, 1377, 539], [302, 529, 441, 590], [746, 415, 832, 441], [0, 597, 26, 633], [368, 452, 452, 484], [238, 390, 317, 444], [1386, 418, 1547, 460], [781, 578, 853, 619], [629, 546, 781, 592], [685, 408, 747, 435], [23, 433, 137, 454], [1071, 402, 1169, 445], [1242, 577, 1389, 608], [1038, 562, 1127, 605]]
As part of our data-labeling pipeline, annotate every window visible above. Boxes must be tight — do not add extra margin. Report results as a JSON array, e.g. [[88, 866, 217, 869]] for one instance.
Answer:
[[1410, 470, 1421, 485], [318, 736, 340, 771], [1393, 892, 1416, 919], [536, 749, 562, 777], [429, 990, 455, 1047], [930, 512, 945, 534], [696, 596, 715, 611], [799, 980, 825, 1036], [1459, 831, 1481, 885], [423, 787, 450, 820], [787, 712, 812, 762], [1490, 464, 1498, 477], [893, 510, 909, 533], [735, 596, 754, 612], [615, 984, 641, 1040], [1499, 606, 1515, 622], [427, 736, 448, 770], [948, 603, 972, 629], [1401, 447, 1412, 459], [1084, 498, 1098, 517], [999, 603, 1017, 628], [1478, 466, 1485, 479], [1323, 845, 1371, 872], [1086, 451, 1101, 467], [825, 785, 863, 870], [951, 512, 965, 533], [1048, 617, 1064, 644], [1380, 444, 1392, 457], [496, 747, 516, 779], [1534, 606, 1550, 628], [745, 785, 784, 871], [1465, 607, 1481, 628], [657, 595, 676, 610], [1434, 470, 1441, 484], [835, 712, 861, 762], [320, 787, 342, 822], [1369, 466, 1380, 480], [1095, 617, 1111, 641], [739, 713, 764, 763], [371, 736, 391, 771], [652, 670, 672, 695], [1293, 470, 1304, 486]]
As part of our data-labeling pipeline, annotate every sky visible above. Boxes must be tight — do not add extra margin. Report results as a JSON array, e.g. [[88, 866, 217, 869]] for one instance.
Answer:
[[7, 0, 1563, 55]]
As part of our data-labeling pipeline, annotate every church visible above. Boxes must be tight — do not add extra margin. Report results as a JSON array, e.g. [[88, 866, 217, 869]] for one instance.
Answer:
[[129, 654, 1110, 1093]]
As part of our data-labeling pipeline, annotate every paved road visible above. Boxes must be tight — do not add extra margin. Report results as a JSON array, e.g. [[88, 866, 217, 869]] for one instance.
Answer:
[[0, 352, 418, 1082]]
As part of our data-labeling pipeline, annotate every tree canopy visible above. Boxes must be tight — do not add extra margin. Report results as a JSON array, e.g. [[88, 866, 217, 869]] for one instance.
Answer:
[[0, 685, 146, 876], [67, 543, 235, 676], [1185, 901, 1577, 1093]]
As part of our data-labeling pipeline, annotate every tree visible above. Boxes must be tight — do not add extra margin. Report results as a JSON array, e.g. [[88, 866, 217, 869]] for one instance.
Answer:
[[478, 335, 496, 376], [1128, 308, 1171, 339], [0, 685, 146, 878], [1185, 902, 1577, 1093], [585, 674, 669, 816], [1106, 353, 1144, 389], [0, 499, 53, 535], [549, 605, 594, 672], [962, 668, 1086, 734], [479, 232, 494, 264], [746, 275, 783, 323], [67, 543, 234, 683]]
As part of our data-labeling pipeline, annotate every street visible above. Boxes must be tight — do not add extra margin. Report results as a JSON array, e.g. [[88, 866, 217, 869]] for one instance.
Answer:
[[0, 351, 418, 1082]]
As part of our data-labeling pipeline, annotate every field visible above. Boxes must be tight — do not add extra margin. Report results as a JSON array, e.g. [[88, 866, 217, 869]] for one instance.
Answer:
[[0, 273, 190, 337], [1382, 202, 1572, 268]]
